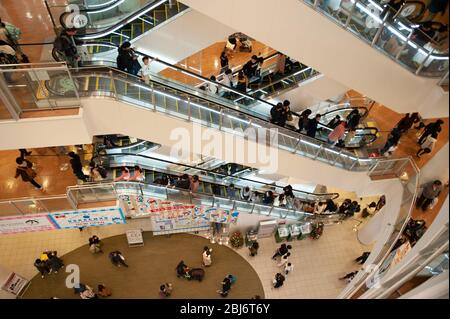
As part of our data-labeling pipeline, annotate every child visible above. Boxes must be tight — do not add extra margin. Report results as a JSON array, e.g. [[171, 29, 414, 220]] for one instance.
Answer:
[[139, 55, 153, 84], [284, 262, 294, 276]]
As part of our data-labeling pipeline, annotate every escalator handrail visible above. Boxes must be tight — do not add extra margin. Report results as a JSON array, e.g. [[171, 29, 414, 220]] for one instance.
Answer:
[[78, 0, 125, 12], [73, 66, 378, 158], [80, 42, 376, 145], [72, 0, 168, 40], [100, 151, 341, 200], [74, 179, 339, 220]]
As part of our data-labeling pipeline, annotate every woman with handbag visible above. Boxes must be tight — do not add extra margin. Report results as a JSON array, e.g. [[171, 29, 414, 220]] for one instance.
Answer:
[[14, 157, 42, 190]]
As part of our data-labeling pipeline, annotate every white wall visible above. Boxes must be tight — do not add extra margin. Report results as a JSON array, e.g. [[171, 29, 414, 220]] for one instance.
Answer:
[[0, 98, 373, 192], [268, 75, 349, 112], [181, 0, 449, 118], [133, 9, 236, 71]]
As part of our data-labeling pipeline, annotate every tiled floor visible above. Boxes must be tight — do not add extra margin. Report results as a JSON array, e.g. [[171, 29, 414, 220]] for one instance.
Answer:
[[0, 217, 153, 281], [0, 216, 369, 299], [233, 220, 370, 299]]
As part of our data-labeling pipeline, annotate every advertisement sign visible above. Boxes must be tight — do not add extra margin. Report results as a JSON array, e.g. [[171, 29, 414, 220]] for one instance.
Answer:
[[49, 207, 126, 229], [1, 272, 29, 296], [0, 214, 57, 234]]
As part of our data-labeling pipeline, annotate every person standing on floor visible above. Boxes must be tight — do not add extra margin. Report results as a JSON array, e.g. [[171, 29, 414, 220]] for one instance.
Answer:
[[47, 251, 64, 273], [417, 132, 437, 158], [15, 158, 42, 190], [68, 152, 89, 182], [355, 252, 370, 264], [34, 259, 50, 278], [284, 262, 294, 276], [109, 251, 129, 267], [416, 180, 442, 211], [89, 235, 103, 254], [53, 27, 80, 68], [217, 276, 232, 297], [202, 246, 212, 267], [272, 244, 292, 260], [380, 127, 402, 155], [249, 241, 259, 256], [273, 273, 285, 288], [418, 119, 444, 145], [220, 50, 229, 73], [277, 253, 291, 267]]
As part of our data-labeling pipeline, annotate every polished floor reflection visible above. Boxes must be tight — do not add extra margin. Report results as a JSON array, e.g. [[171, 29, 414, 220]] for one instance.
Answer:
[[0, 147, 79, 200]]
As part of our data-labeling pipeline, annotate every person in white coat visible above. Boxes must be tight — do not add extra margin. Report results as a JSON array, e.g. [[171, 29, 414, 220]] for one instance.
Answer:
[[417, 132, 437, 158], [202, 246, 212, 267]]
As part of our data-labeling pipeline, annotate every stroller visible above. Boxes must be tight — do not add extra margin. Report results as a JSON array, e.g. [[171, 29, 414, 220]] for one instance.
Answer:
[[176, 261, 205, 282]]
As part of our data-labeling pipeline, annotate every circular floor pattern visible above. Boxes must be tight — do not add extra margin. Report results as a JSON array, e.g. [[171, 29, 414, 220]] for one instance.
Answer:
[[23, 232, 264, 299]]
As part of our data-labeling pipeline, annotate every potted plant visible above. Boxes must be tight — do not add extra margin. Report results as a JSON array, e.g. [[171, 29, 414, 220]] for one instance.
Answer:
[[310, 222, 324, 240], [229, 231, 244, 248]]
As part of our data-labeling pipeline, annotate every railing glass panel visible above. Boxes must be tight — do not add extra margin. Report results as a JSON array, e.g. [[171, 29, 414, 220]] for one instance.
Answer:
[[302, 0, 448, 77]]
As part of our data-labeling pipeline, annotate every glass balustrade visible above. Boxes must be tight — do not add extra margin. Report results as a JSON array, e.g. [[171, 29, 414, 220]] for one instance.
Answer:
[[0, 63, 380, 170], [339, 157, 420, 298], [99, 152, 341, 203], [303, 0, 448, 77], [47, 0, 155, 31]]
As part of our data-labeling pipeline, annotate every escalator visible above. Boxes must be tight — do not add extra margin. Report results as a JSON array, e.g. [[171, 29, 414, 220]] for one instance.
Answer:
[[91, 151, 345, 224], [48, 44, 379, 150], [59, 0, 188, 55], [94, 135, 161, 154]]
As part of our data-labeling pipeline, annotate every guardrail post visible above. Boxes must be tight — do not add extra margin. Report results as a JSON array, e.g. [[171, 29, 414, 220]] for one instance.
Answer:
[[10, 201, 24, 215], [345, 0, 358, 29], [395, 31, 413, 61], [371, 13, 389, 46], [313, 144, 323, 160], [292, 138, 301, 154], [187, 96, 191, 121], [151, 83, 156, 111], [110, 70, 118, 100], [219, 108, 223, 131], [415, 48, 434, 75]]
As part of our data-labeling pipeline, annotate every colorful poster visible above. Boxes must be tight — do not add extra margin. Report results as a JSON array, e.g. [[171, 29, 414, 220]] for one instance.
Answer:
[[49, 207, 126, 229], [0, 214, 57, 234]]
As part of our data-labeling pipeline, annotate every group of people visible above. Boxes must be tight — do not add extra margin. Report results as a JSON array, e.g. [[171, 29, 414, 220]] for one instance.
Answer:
[[380, 113, 444, 158], [33, 251, 64, 278], [114, 166, 145, 182], [338, 251, 371, 283], [74, 283, 112, 299], [272, 244, 294, 289], [174, 247, 237, 298]]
